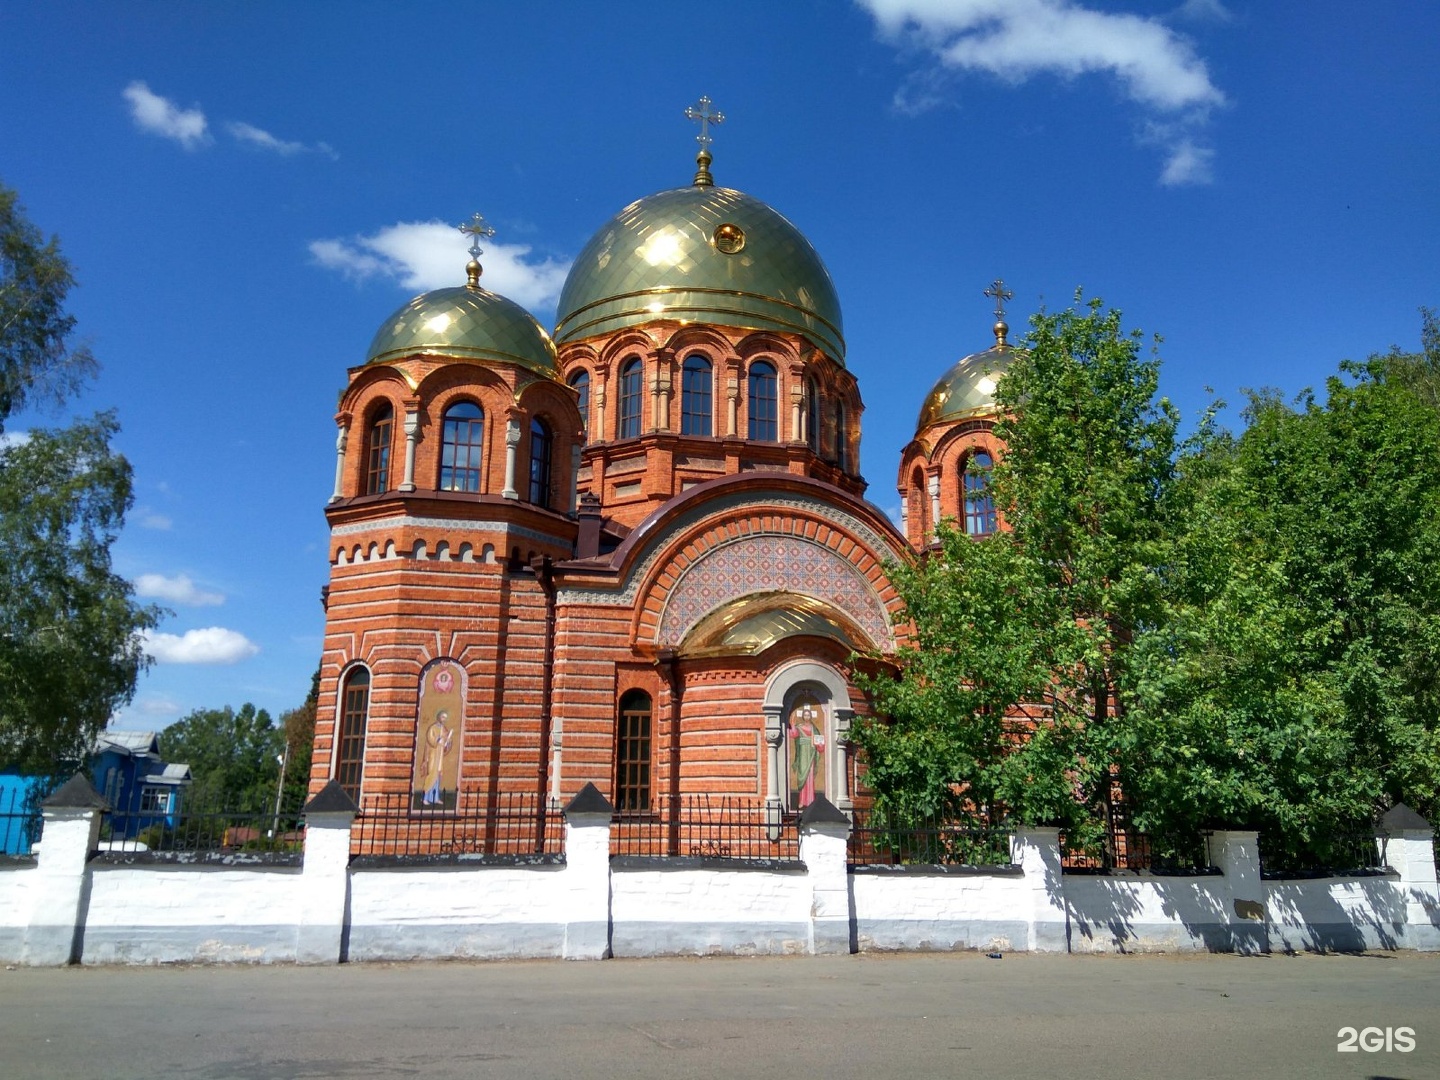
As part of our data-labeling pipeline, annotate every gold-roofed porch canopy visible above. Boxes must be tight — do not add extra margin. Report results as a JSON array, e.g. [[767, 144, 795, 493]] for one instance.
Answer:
[[676, 591, 875, 659]]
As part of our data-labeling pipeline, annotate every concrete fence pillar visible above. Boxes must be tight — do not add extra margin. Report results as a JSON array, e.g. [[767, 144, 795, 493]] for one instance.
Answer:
[[1012, 827, 1066, 952], [799, 795, 852, 955], [561, 783, 613, 959], [1209, 830, 1266, 954], [1380, 804, 1439, 952], [24, 774, 106, 965], [297, 782, 357, 964]]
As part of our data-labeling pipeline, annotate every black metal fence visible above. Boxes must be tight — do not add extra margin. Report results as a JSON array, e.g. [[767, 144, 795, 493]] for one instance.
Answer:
[[1258, 830, 1388, 878], [101, 793, 306, 856], [848, 809, 1012, 867], [611, 795, 800, 861], [0, 787, 43, 859], [1061, 827, 1216, 873], [351, 790, 562, 859]]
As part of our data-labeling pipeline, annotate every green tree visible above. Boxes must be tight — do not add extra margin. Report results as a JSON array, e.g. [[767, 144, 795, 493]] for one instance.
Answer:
[[162, 703, 285, 808], [1122, 346, 1440, 854], [854, 295, 1182, 841], [277, 665, 320, 809], [0, 184, 159, 771]]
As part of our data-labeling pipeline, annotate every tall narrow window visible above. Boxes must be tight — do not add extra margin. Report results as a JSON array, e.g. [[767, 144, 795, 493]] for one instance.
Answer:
[[680, 354, 713, 435], [569, 370, 590, 434], [618, 357, 643, 439], [805, 377, 820, 452], [965, 451, 997, 537], [835, 400, 849, 473], [616, 690, 652, 812], [747, 360, 778, 441], [365, 403, 393, 494], [438, 401, 484, 492], [528, 417, 553, 506], [337, 667, 371, 801]]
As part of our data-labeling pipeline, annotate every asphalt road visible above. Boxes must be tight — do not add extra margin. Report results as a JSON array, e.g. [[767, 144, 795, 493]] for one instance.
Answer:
[[2, 952, 1437, 1080]]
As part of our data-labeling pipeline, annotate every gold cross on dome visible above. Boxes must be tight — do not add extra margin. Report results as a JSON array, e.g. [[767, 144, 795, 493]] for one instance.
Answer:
[[685, 95, 725, 149], [458, 212, 496, 260], [984, 279, 1014, 322]]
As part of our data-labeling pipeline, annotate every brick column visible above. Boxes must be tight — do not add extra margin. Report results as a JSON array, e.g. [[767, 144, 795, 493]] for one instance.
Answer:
[[561, 783, 613, 959], [1210, 830, 1267, 955], [23, 775, 105, 965], [799, 795, 852, 955], [1380, 804, 1439, 951], [298, 781, 357, 964], [1012, 827, 1067, 952]]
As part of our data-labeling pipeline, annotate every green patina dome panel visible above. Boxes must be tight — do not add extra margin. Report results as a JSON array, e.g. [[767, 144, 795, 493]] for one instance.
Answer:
[[366, 285, 559, 377], [554, 186, 845, 363], [915, 344, 1014, 432]]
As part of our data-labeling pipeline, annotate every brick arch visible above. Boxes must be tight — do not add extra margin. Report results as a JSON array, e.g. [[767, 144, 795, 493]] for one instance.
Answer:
[[661, 325, 734, 359], [630, 506, 900, 651], [595, 329, 658, 371]]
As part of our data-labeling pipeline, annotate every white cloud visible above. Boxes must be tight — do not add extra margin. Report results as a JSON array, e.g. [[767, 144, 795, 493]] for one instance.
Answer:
[[143, 627, 259, 664], [135, 573, 225, 607], [134, 507, 173, 531], [227, 121, 338, 160], [122, 81, 210, 149], [860, 0, 1225, 183], [310, 220, 572, 312], [1159, 137, 1214, 186], [0, 431, 30, 449], [1171, 0, 1233, 23]]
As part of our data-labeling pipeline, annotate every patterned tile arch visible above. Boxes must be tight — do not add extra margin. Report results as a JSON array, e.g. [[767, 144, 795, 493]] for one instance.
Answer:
[[655, 533, 891, 649]]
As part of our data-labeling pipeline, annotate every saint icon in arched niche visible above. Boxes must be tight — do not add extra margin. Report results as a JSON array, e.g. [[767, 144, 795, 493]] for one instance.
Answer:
[[413, 660, 464, 810], [787, 692, 826, 809]]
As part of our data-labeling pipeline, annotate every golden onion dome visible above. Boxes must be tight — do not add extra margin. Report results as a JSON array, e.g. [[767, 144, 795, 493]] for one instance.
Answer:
[[366, 284, 559, 377], [554, 185, 845, 363], [916, 336, 1015, 433]]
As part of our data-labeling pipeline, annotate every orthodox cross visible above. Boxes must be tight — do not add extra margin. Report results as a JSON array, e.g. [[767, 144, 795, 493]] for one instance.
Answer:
[[459, 212, 496, 260], [685, 95, 725, 149], [984, 279, 1014, 323]]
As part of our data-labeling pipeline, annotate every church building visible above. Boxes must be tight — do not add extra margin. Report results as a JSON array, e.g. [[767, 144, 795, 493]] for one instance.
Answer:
[[309, 102, 1014, 831]]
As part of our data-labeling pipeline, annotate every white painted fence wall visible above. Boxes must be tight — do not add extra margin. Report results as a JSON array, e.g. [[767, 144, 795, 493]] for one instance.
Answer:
[[1, 788, 1435, 965]]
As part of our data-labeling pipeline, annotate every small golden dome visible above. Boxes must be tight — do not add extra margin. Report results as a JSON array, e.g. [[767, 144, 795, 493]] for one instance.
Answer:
[[554, 185, 845, 363], [915, 343, 1015, 433], [366, 285, 558, 377]]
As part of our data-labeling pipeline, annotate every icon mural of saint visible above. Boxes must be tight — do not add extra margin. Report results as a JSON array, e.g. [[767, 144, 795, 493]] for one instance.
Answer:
[[413, 661, 464, 809], [786, 694, 825, 809]]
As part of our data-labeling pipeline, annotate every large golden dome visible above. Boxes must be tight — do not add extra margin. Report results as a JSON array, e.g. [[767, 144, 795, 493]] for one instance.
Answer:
[[366, 284, 559, 377], [554, 185, 845, 363], [915, 340, 1015, 433]]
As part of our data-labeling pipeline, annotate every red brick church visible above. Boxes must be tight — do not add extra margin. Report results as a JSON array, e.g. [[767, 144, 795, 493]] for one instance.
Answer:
[[309, 112, 1014, 829]]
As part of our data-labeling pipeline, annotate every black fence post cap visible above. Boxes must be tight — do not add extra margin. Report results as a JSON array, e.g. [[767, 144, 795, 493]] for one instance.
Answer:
[[1380, 803, 1431, 833], [302, 780, 358, 816], [564, 782, 613, 818], [798, 794, 850, 827], [40, 773, 108, 810]]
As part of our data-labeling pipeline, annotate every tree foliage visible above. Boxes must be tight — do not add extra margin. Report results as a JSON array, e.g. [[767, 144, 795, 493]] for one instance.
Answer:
[[0, 185, 97, 426], [0, 183, 159, 770], [162, 703, 286, 809], [855, 299, 1440, 861]]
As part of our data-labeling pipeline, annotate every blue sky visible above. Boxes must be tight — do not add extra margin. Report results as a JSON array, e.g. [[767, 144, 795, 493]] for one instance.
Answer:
[[2, 1, 1437, 733]]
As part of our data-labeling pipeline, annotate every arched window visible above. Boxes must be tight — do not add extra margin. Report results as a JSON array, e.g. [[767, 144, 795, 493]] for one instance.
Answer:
[[438, 401, 484, 492], [618, 357, 643, 439], [747, 360, 778, 441], [569, 370, 590, 434], [680, 354, 713, 436], [835, 400, 849, 473], [528, 417, 552, 506], [616, 689, 652, 812], [336, 666, 371, 800], [805, 377, 820, 452], [365, 403, 393, 494], [965, 451, 997, 537]]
